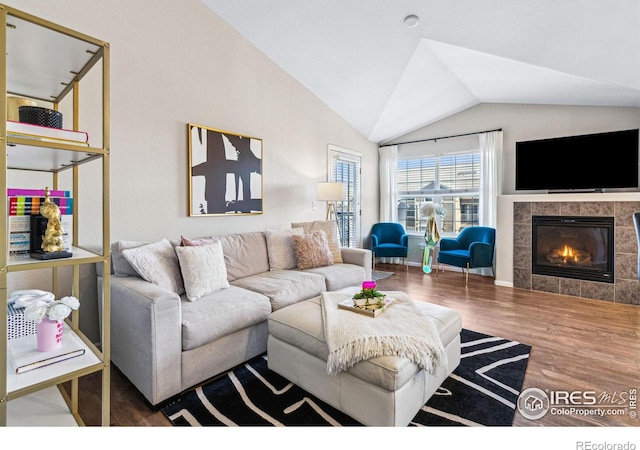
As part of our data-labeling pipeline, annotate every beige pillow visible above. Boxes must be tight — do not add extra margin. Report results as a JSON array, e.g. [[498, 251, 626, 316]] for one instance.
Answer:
[[291, 220, 343, 263], [265, 228, 304, 270], [122, 239, 185, 295], [291, 230, 333, 270], [181, 235, 219, 246], [175, 241, 230, 301], [111, 240, 148, 276]]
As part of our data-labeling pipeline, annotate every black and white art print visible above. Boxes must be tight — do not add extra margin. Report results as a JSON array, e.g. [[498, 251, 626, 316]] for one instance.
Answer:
[[188, 124, 263, 216]]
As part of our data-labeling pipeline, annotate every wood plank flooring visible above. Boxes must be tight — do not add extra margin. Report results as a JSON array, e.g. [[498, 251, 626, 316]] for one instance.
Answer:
[[66, 264, 640, 427]]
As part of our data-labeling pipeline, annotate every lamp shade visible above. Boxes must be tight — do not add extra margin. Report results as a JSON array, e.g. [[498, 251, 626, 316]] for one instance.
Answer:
[[317, 182, 345, 201]]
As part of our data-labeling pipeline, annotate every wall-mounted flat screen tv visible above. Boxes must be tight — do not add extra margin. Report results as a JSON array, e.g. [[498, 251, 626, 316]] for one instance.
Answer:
[[515, 129, 639, 191]]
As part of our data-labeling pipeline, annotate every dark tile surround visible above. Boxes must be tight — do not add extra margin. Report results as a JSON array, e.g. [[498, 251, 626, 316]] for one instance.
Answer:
[[513, 201, 640, 305]]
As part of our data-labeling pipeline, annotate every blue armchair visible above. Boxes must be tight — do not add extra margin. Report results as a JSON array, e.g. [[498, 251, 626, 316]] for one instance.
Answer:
[[437, 226, 495, 285], [370, 222, 409, 271]]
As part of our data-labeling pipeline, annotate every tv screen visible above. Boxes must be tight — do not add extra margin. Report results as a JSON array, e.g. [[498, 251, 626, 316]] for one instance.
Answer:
[[515, 129, 639, 191]]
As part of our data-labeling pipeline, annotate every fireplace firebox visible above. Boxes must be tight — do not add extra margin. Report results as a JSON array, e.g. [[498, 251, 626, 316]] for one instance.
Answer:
[[532, 216, 614, 283]]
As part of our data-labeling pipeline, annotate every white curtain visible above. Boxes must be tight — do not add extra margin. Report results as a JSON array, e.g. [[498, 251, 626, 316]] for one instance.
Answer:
[[377, 145, 401, 264], [378, 145, 398, 222], [478, 130, 503, 276]]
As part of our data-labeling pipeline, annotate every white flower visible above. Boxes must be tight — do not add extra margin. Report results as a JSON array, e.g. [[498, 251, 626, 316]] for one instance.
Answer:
[[47, 303, 73, 321], [60, 296, 80, 310], [22, 296, 80, 323], [420, 202, 445, 219], [24, 301, 50, 323]]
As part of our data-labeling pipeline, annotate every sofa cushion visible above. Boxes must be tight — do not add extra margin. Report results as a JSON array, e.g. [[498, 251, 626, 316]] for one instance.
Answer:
[[181, 235, 218, 246], [181, 285, 271, 351], [301, 263, 366, 291], [265, 228, 304, 270], [218, 232, 270, 281], [231, 270, 327, 311], [122, 239, 185, 295], [292, 230, 333, 270], [111, 240, 148, 276], [291, 220, 343, 263], [176, 241, 230, 301]]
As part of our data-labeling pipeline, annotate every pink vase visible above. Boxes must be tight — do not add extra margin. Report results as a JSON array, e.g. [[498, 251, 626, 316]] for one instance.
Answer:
[[37, 318, 63, 352]]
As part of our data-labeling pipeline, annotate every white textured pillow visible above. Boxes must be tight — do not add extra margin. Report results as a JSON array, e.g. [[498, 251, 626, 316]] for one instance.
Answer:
[[122, 239, 185, 295], [265, 228, 304, 270], [291, 220, 343, 263], [112, 240, 148, 276], [175, 241, 230, 301]]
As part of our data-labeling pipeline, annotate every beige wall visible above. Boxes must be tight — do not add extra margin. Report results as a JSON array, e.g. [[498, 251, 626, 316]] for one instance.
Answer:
[[5, 0, 379, 341], [6, 0, 380, 243]]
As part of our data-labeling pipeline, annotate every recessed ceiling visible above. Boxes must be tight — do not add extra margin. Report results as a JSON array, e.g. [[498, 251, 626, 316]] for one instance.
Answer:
[[201, 0, 640, 144]]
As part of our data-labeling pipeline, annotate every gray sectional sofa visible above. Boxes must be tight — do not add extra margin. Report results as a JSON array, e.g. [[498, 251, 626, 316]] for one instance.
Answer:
[[97, 225, 371, 406]]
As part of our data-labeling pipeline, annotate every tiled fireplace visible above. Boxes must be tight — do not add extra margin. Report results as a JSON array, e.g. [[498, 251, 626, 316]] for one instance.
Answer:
[[513, 201, 640, 305]]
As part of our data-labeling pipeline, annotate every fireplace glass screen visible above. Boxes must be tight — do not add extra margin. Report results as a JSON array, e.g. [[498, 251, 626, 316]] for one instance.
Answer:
[[532, 216, 614, 283]]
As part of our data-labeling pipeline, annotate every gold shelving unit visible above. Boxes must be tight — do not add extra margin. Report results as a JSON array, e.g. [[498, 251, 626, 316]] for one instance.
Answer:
[[0, 4, 110, 426]]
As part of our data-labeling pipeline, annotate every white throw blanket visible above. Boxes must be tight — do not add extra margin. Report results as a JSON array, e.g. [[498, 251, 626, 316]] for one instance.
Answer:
[[321, 291, 447, 375]]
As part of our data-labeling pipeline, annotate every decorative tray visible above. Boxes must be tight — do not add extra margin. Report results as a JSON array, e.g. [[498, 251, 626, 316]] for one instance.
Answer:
[[338, 296, 397, 318]]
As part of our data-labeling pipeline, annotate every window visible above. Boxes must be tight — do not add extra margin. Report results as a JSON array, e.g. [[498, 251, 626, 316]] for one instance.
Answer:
[[329, 145, 361, 248], [397, 152, 480, 235]]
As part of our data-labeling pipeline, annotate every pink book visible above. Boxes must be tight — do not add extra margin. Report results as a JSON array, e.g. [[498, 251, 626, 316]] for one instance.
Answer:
[[6, 120, 89, 144]]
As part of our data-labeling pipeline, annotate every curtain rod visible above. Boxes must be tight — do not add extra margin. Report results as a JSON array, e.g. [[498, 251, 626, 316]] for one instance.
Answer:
[[379, 128, 502, 147]]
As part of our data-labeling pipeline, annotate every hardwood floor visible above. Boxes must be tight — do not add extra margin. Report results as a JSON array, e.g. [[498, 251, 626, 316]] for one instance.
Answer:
[[67, 263, 640, 427]]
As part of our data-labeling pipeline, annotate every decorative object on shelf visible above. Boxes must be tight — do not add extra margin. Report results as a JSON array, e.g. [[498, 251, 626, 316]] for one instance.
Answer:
[[7, 289, 55, 340], [29, 187, 72, 260], [188, 124, 263, 216], [421, 202, 445, 274], [6, 96, 38, 121], [23, 295, 80, 352], [36, 318, 64, 352], [317, 182, 345, 245], [18, 105, 63, 129]]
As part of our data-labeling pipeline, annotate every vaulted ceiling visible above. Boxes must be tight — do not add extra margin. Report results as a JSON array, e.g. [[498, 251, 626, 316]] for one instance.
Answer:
[[202, 0, 640, 144]]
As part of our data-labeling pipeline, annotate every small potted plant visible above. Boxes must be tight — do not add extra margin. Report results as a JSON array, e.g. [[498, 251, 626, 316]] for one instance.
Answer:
[[353, 281, 386, 308]]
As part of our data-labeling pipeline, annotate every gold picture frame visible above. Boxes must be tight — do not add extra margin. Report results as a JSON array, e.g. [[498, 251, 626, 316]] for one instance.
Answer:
[[188, 124, 263, 216]]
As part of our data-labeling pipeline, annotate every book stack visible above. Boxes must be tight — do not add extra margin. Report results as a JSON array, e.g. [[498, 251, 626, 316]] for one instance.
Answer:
[[6, 120, 89, 147], [7, 188, 74, 260]]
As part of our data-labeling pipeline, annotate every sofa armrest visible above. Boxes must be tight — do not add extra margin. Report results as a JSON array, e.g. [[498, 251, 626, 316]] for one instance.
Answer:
[[340, 247, 372, 281], [98, 274, 183, 406]]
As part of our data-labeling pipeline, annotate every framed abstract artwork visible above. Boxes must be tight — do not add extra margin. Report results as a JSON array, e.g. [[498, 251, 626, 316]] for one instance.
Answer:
[[188, 124, 263, 216]]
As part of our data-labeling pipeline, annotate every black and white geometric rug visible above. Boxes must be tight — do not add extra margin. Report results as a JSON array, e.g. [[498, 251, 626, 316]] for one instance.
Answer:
[[162, 329, 531, 427]]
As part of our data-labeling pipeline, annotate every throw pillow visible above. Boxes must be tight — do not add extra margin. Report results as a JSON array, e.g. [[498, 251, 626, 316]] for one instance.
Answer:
[[265, 227, 304, 270], [175, 241, 230, 301], [291, 220, 343, 264], [291, 230, 333, 270], [111, 240, 148, 277], [181, 235, 219, 246], [122, 239, 185, 295]]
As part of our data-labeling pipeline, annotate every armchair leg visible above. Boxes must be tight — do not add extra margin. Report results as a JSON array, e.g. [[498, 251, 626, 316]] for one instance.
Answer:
[[465, 262, 470, 286]]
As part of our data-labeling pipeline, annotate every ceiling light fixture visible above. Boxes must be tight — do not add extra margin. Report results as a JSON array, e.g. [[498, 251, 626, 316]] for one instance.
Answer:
[[404, 14, 419, 28]]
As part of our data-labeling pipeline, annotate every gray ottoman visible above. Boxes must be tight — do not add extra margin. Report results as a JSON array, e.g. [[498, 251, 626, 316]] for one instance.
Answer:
[[267, 290, 462, 426]]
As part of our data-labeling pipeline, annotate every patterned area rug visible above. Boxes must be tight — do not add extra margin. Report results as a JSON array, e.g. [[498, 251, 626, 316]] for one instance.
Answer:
[[162, 329, 531, 426], [371, 270, 394, 281]]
